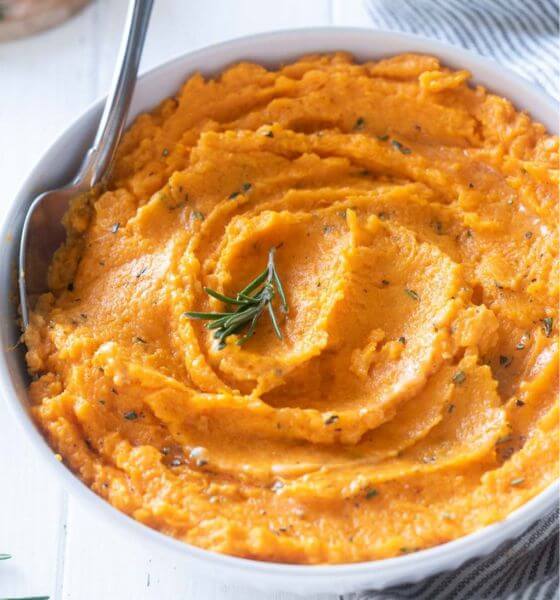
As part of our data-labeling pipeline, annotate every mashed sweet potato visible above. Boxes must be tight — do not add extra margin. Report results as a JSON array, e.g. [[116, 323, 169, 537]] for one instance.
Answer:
[[25, 53, 559, 564]]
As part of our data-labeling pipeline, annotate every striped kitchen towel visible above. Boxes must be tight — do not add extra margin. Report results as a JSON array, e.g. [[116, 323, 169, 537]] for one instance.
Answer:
[[347, 508, 559, 599], [364, 0, 559, 98], [349, 1, 559, 599]]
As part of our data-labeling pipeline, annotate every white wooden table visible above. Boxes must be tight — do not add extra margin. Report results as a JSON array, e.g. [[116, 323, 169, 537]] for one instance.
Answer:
[[0, 1, 375, 598]]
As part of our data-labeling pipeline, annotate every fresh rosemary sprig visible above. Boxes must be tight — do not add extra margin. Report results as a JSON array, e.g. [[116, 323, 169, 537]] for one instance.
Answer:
[[185, 247, 288, 349]]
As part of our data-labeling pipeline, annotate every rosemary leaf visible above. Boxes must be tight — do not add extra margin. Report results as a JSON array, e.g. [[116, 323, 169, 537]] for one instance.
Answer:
[[267, 302, 283, 340], [223, 305, 262, 329], [206, 314, 238, 330], [272, 267, 288, 313], [204, 287, 252, 306], [215, 320, 247, 341], [239, 269, 269, 296], [237, 311, 260, 345], [184, 311, 233, 320]]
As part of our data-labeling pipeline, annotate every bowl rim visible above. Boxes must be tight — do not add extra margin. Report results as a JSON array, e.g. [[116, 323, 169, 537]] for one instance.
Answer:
[[1, 26, 558, 583]]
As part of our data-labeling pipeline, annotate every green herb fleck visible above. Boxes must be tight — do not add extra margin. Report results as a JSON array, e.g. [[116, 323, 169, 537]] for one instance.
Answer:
[[124, 410, 138, 421], [496, 434, 513, 445], [167, 200, 186, 211], [264, 130, 274, 138], [398, 336, 406, 345], [365, 488, 378, 499], [431, 220, 444, 235], [162, 148, 169, 157], [229, 183, 252, 199], [405, 288, 420, 301], [452, 371, 466, 385], [377, 134, 389, 141], [516, 334, 529, 350], [381, 279, 390, 286], [324, 414, 339, 426], [271, 480, 284, 492], [391, 139, 412, 154], [353, 116, 366, 130], [542, 317, 553, 337], [499, 355, 513, 368], [192, 210, 205, 221]]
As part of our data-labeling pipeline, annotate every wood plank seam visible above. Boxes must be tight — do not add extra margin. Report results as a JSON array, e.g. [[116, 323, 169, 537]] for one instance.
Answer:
[[54, 492, 69, 600]]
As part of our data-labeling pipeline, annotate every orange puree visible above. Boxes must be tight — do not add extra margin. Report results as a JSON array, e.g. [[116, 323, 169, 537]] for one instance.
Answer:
[[25, 53, 559, 564]]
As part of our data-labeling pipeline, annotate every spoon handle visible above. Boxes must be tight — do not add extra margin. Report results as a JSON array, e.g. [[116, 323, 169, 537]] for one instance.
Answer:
[[74, 0, 153, 188]]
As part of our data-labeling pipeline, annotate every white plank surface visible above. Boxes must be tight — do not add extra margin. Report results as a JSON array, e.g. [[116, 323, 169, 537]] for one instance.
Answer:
[[0, 1, 370, 598], [0, 7, 100, 600]]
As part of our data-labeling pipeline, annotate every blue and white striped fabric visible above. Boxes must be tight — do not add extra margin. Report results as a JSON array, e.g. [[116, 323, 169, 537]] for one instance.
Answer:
[[364, 0, 559, 98], [346, 2, 560, 599], [347, 508, 559, 599]]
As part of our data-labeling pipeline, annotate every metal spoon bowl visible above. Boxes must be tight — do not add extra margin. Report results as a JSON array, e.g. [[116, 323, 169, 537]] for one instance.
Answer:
[[18, 0, 153, 328]]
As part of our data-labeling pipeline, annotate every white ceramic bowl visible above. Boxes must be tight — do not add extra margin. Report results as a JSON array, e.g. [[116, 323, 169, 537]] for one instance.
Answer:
[[1, 28, 558, 596]]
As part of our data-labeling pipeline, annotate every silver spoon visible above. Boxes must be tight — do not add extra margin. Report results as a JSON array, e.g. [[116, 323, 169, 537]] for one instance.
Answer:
[[18, 0, 153, 329]]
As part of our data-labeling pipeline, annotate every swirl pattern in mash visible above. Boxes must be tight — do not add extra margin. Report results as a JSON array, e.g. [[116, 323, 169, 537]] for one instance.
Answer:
[[26, 53, 558, 564]]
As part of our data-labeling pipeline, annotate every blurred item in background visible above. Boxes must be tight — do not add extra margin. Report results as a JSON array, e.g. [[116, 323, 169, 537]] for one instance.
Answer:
[[365, 0, 559, 97], [0, 0, 92, 42]]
